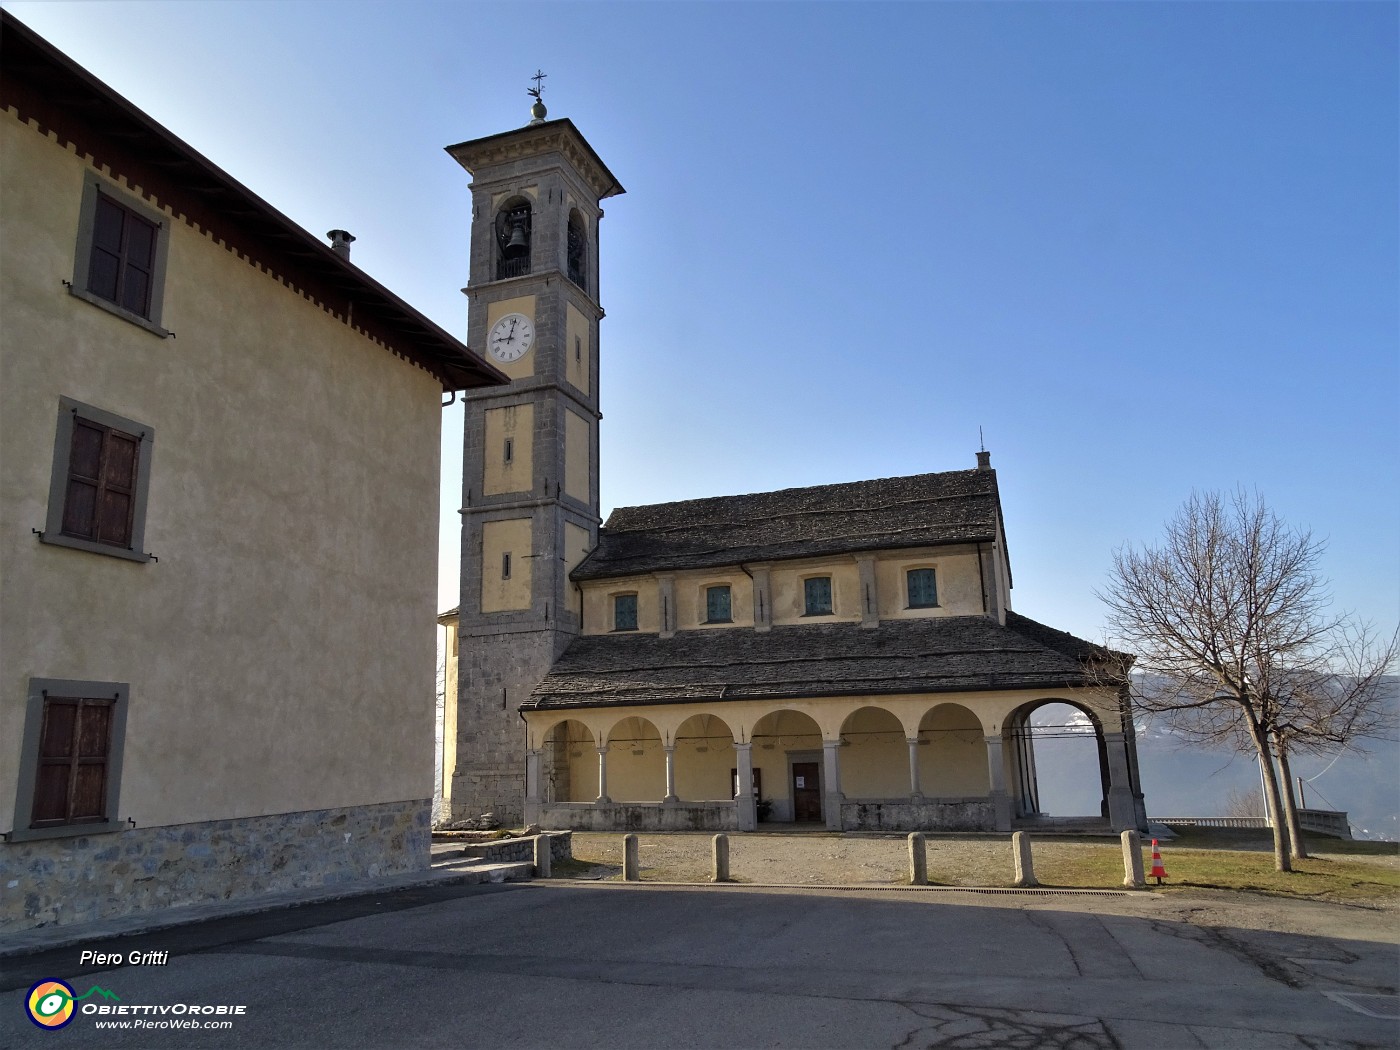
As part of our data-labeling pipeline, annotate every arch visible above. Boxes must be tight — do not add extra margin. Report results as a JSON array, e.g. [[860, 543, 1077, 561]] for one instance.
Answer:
[[916, 703, 988, 797], [839, 706, 907, 798], [541, 718, 596, 803], [1003, 698, 1110, 820], [566, 208, 588, 288], [494, 196, 532, 279], [601, 714, 665, 803], [751, 709, 824, 822], [673, 713, 736, 801]]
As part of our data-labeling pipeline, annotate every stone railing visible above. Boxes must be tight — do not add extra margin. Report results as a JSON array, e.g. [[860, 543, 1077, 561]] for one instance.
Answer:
[[534, 802, 737, 833], [1155, 810, 1351, 839]]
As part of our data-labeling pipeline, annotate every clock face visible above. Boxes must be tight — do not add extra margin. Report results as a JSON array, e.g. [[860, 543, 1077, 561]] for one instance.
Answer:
[[488, 313, 534, 363]]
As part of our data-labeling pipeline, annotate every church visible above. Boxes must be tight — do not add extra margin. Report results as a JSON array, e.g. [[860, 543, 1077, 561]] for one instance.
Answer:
[[441, 96, 1148, 836]]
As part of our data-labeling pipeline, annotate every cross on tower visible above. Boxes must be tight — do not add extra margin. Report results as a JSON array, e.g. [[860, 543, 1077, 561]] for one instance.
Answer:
[[527, 69, 547, 100]]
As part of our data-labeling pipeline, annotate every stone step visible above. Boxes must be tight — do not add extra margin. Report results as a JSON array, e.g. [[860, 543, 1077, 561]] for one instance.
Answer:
[[431, 859, 534, 884]]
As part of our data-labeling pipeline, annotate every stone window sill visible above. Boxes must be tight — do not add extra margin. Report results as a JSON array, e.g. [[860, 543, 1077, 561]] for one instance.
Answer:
[[5, 818, 128, 843]]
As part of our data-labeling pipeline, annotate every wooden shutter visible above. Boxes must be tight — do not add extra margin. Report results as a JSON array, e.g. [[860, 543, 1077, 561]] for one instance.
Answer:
[[31, 696, 113, 828], [87, 193, 158, 318], [805, 577, 832, 615], [62, 417, 140, 549], [908, 568, 937, 607]]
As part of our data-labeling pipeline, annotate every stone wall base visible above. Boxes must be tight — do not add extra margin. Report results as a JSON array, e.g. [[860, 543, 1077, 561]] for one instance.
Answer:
[[1, 798, 430, 934], [841, 798, 997, 832], [534, 802, 738, 832]]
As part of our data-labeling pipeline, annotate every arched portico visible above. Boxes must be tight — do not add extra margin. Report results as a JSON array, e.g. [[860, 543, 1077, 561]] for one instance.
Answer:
[[1002, 696, 1141, 832], [522, 687, 1141, 833]]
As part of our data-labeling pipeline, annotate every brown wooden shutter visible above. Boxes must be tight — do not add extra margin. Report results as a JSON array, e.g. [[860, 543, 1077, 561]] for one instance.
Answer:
[[31, 695, 114, 828], [61, 418, 140, 549], [87, 193, 158, 318]]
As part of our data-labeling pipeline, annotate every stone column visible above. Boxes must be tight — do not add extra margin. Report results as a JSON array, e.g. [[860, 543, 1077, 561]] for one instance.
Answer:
[[1121, 829, 1145, 889], [1102, 731, 1137, 831], [734, 743, 757, 831], [595, 746, 611, 805], [1012, 831, 1037, 887], [984, 735, 1012, 832], [712, 834, 730, 882], [524, 748, 543, 825], [907, 832, 927, 885], [663, 745, 678, 803], [856, 554, 879, 628], [752, 568, 772, 633], [906, 737, 923, 799], [823, 739, 844, 831]]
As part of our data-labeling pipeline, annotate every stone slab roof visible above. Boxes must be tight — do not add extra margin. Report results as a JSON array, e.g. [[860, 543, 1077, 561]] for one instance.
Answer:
[[522, 611, 1120, 711], [573, 468, 1003, 581]]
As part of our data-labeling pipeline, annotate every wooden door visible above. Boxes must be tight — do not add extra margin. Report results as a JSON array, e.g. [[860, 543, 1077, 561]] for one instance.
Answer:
[[792, 761, 822, 822]]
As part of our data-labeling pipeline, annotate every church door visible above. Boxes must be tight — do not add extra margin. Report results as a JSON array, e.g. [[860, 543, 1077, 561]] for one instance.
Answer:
[[792, 762, 822, 822]]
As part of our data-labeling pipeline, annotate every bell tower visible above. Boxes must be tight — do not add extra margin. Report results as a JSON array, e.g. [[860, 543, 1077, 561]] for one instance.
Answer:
[[444, 89, 624, 822]]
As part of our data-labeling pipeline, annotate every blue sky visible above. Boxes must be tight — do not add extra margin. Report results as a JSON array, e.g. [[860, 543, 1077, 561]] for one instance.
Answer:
[[8, 1, 1396, 644]]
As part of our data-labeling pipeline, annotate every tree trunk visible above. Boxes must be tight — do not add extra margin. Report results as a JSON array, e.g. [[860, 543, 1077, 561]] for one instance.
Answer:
[[1275, 738, 1309, 860], [1247, 720, 1292, 872]]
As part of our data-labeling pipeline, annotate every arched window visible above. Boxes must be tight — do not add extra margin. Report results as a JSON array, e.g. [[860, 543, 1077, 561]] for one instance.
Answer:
[[495, 198, 532, 279], [567, 210, 587, 288]]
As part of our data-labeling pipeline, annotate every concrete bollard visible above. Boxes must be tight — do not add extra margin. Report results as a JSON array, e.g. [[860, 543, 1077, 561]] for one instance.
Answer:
[[1121, 829, 1145, 889], [533, 834, 551, 879], [1012, 831, 1037, 887], [622, 833, 639, 881], [908, 832, 927, 885], [712, 834, 730, 883]]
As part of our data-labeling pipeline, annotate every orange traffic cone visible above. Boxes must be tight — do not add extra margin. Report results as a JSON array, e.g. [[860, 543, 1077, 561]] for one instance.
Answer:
[[1150, 839, 1168, 885]]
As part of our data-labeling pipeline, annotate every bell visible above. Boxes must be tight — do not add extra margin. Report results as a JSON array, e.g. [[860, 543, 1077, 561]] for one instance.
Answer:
[[505, 222, 528, 251]]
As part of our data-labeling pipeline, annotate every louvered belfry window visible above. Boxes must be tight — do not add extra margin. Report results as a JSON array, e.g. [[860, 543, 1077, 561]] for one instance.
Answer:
[[907, 568, 938, 608], [705, 585, 732, 623], [804, 576, 833, 616], [88, 193, 158, 318], [31, 695, 115, 828], [62, 417, 140, 549]]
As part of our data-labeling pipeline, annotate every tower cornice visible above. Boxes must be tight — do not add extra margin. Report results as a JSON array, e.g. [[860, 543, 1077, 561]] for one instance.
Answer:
[[446, 118, 625, 202]]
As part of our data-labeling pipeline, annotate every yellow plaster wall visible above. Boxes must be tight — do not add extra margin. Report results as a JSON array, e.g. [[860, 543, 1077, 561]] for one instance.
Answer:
[[484, 295, 536, 381], [440, 623, 459, 805], [770, 561, 861, 626], [564, 522, 592, 619], [839, 707, 909, 798], [564, 408, 590, 502], [675, 571, 754, 629], [0, 117, 441, 829], [876, 548, 985, 619], [482, 404, 534, 495], [480, 518, 533, 612], [918, 704, 989, 795], [565, 302, 590, 395], [581, 577, 659, 634]]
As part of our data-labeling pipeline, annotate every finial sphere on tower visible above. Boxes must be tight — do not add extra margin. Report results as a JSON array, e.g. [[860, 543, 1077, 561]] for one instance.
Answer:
[[527, 69, 548, 124]]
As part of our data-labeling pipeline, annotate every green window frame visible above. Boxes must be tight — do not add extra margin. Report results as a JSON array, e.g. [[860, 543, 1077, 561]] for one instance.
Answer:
[[613, 593, 638, 631], [705, 585, 732, 623], [803, 576, 833, 616], [907, 568, 938, 608]]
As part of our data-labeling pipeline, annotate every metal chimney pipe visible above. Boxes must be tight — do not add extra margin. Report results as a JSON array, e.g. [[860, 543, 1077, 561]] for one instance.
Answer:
[[327, 229, 355, 260]]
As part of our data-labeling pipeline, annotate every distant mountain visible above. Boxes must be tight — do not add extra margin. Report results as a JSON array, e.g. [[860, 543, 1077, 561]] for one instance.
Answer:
[[1028, 677, 1399, 840]]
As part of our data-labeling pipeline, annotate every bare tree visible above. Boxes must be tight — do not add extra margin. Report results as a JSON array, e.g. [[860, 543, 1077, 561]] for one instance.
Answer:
[[1098, 490, 1396, 872]]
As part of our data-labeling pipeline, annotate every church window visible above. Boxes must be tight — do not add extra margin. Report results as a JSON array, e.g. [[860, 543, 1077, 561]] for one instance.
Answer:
[[495, 199, 532, 280], [907, 568, 938, 608], [803, 576, 833, 616], [704, 585, 732, 623], [567, 211, 587, 288], [502, 552, 512, 580], [503, 437, 513, 465], [613, 593, 638, 631]]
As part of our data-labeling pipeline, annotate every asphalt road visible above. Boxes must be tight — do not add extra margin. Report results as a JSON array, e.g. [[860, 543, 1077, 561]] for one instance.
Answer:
[[3, 881, 1396, 1049]]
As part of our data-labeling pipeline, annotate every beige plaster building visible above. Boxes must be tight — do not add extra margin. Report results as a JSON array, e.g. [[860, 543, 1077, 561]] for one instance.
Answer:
[[0, 14, 504, 932]]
